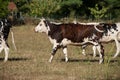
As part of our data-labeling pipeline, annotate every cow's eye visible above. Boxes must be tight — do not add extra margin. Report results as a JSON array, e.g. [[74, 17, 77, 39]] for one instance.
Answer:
[[40, 24, 42, 26]]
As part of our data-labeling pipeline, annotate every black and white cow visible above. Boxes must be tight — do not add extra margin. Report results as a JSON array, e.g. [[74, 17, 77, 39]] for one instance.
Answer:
[[82, 23, 120, 58], [0, 18, 12, 62], [35, 18, 107, 64]]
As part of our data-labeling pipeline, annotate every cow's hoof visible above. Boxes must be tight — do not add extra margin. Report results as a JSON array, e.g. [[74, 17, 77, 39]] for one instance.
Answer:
[[99, 58, 103, 64]]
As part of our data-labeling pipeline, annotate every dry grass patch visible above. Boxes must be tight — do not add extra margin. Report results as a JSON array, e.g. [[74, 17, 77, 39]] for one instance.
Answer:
[[0, 25, 120, 80]]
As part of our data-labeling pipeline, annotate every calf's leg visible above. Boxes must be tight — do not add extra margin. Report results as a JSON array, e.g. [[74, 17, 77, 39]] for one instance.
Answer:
[[96, 44, 104, 64], [62, 46, 68, 62]]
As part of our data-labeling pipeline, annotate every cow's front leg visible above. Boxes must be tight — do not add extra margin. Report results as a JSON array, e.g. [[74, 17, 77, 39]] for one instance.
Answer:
[[62, 46, 68, 62], [49, 44, 60, 63]]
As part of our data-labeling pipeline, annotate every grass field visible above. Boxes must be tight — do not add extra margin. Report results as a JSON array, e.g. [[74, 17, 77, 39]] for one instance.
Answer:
[[0, 25, 120, 80]]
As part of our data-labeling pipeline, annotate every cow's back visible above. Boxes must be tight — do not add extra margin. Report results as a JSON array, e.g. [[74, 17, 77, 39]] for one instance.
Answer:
[[61, 23, 101, 42]]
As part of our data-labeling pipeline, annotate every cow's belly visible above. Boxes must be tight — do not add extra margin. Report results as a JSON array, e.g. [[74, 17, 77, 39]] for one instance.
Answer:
[[49, 37, 98, 46], [61, 38, 97, 46]]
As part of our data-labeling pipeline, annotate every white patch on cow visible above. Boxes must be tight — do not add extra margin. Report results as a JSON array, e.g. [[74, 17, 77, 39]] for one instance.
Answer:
[[83, 37, 89, 42], [91, 34, 97, 40], [61, 38, 72, 46], [73, 19, 77, 24], [47, 25, 50, 32], [94, 25, 104, 32], [50, 22, 62, 25], [48, 37, 57, 44], [78, 22, 99, 25]]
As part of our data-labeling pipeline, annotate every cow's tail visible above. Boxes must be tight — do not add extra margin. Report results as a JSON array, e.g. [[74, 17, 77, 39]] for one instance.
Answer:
[[10, 30, 17, 50], [94, 25, 104, 32]]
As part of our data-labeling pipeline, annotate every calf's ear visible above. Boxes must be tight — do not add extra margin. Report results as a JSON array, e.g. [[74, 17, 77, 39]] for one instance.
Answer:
[[41, 17, 45, 20]]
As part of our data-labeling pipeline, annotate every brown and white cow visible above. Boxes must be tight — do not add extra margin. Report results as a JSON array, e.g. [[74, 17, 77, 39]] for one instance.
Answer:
[[82, 23, 120, 58], [35, 18, 106, 64]]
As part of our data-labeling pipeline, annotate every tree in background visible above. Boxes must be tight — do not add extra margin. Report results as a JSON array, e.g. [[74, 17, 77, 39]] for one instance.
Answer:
[[59, 0, 82, 18], [14, 0, 30, 16], [0, 0, 9, 18], [89, 4, 108, 21], [104, 0, 120, 20], [29, 0, 61, 17], [0, 0, 120, 22]]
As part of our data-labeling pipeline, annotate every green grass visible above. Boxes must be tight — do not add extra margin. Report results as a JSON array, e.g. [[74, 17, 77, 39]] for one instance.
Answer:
[[0, 25, 120, 80]]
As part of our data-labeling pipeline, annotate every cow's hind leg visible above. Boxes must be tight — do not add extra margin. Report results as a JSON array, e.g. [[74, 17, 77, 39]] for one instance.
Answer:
[[81, 45, 87, 56], [49, 45, 60, 63], [93, 45, 97, 57], [96, 44, 104, 64], [62, 46, 68, 62]]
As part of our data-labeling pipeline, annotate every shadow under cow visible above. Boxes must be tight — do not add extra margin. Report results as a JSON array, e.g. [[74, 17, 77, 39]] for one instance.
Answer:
[[61, 58, 118, 63]]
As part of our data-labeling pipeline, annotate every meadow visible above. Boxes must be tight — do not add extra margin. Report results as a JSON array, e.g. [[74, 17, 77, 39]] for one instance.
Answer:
[[0, 25, 120, 80]]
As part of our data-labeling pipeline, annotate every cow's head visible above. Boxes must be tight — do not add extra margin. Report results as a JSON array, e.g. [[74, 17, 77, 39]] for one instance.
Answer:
[[35, 18, 50, 34]]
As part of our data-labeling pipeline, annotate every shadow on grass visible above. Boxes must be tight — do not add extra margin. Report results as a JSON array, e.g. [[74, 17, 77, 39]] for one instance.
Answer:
[[61, 58, 98, 63], [61, 58, 118, 63], [88, 53, 120, 58], [0, 57, 29, 62]]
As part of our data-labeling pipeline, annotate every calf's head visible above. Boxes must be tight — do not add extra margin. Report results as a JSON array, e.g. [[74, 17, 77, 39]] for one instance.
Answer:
[[35, 18, 49, 33]]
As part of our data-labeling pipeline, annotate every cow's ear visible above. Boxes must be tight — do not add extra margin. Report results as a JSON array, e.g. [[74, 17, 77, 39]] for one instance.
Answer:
[[44, 20, 48, 27], [41, 17, 45, 20]]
